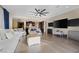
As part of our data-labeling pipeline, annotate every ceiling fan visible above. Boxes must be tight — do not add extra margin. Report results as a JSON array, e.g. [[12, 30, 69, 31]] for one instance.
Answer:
[[31, 8, 49, 17]]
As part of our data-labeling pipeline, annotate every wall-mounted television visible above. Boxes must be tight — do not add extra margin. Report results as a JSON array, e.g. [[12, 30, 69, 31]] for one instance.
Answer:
[[68, 18, 79, 26], [48, 22, 53, 27], [53, 18, 68, 28]]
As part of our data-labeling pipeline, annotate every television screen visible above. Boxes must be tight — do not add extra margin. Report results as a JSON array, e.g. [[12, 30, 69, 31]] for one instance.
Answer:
[[68, 18, 79, 26], [48, 22, 53, 27], [53, 18, 68, 28]]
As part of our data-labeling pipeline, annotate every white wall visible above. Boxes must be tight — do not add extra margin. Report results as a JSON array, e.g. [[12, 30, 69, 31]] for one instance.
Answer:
[[0, 7, 4, 29]]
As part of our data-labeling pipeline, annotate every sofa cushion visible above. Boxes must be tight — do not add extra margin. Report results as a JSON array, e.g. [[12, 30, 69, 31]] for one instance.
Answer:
[[0, 31, 7, 40], [5, 32, 14, 39]]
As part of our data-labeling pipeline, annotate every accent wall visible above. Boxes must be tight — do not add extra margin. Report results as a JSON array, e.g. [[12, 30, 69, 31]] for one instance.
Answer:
[[3, 8, 9, 29]]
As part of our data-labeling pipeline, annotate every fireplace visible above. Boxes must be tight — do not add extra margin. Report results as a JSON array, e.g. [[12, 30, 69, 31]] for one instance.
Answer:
[[47, 29, 52, 35]]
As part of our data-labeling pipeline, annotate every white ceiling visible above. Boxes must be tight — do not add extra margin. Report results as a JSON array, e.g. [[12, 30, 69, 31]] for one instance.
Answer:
[[2, 5, 79, 21]]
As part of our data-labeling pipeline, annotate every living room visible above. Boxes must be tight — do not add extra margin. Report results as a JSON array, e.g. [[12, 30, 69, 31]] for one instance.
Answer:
[[0, 5, 79, 53]]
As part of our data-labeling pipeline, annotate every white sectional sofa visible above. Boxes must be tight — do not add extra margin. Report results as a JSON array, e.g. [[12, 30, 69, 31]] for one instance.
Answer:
[[0, 29, 26, 53]]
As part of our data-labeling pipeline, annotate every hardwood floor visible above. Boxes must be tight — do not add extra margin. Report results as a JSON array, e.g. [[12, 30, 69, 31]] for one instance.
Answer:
[[14, 34, 79, 53]]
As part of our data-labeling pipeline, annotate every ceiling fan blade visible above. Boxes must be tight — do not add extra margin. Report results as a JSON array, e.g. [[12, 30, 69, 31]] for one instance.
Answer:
[[35, 8, 39, 13], [41, 13, 46, 16], [43, 12, 49, 14], [41, 9, 46, 12]]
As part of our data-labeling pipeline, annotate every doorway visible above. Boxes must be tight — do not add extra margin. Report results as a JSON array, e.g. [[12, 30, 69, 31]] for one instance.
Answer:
[[39, 21, 44, 33], [18, 22, 24, 28]]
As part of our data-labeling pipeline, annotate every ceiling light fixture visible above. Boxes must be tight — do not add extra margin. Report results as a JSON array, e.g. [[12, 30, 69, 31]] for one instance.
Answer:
[[30, 8, 49, 17]]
